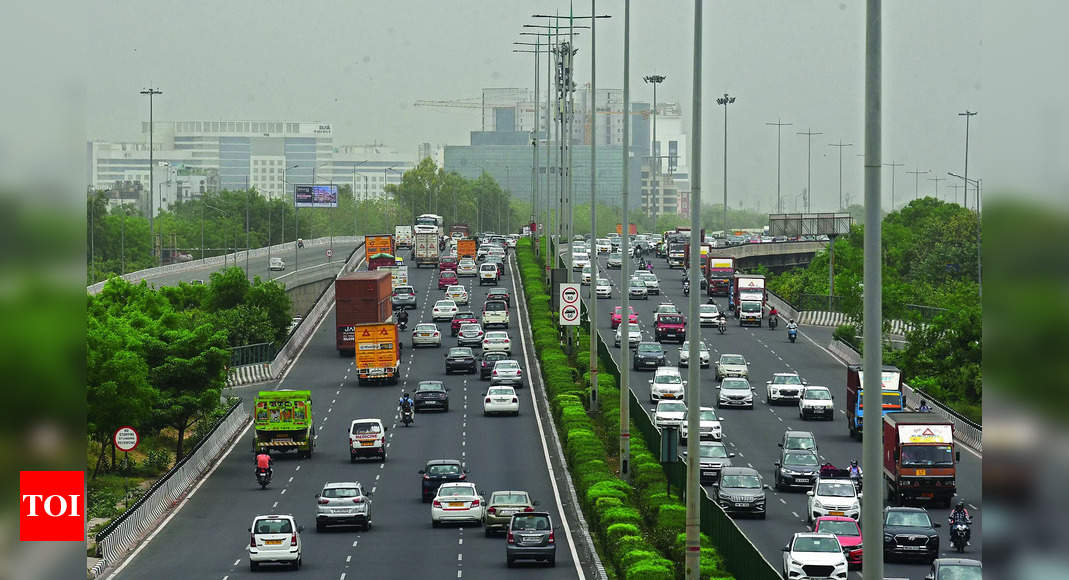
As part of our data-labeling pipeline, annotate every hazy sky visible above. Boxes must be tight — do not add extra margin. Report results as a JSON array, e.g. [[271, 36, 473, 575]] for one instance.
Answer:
[[2, 1, 1065, 209]]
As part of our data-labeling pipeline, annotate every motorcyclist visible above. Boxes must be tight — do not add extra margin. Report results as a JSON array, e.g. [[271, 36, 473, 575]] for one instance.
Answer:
[[255, 451, 273, 479], [683, 279, 690, 294], [949, 500, 971, 524], [399, 392, 414, 411], [396, 309, 409, 328], [786, 319, 799, 331], [297, 238, 304, 249], [769, 306, 778, 319], [918, 399, 932, 413], [848, 459, 862, 478]]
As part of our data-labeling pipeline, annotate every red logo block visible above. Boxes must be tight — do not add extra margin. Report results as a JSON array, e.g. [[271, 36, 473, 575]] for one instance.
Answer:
[[20, 471, 85, 541]]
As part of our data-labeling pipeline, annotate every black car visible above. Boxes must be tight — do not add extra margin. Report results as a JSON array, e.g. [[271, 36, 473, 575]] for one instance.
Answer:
[[925, 558, 981, 580], [413, 380, 449, 412], [479, 350, 510, 379], [445, 347, 477, 374], [486, 288, 512, 306], [773, 449, 820, 490], [419, 459, 468, 502], [505, 511, 557, 567], [712, 466, 766, 518], [884, 506, 941, 563], [632, 342, 668, 371]]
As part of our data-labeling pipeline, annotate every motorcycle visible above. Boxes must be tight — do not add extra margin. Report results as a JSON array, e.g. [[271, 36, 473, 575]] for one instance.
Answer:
[[949, 518, 971, 552], [717, 319, 727, 335], [787, 327, 797, 343], [768, 315, 778, 330], [398, 319, 408, 331], [256, 467, 272, 489], [401, 407, 414, 427], [683, 281, 690, 296]]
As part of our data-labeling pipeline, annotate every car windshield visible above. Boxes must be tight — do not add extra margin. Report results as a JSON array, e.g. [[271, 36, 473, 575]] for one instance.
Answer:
[[722, 379, 750, 391], [491, 492, 529, 505], [658, 315, 683, 324], [440, 271, 456, 278], [784, 452, 819, 467], [680, 341, 707, 351], [699, 410, 718, 421], [434, 301, 455, 308], [885, 511, 933, 528], [817, 520, 860, 536], [741, 302, 761, 313], [488, 387, 514, 396], [630, 279, 645, 288], [437, 486, 472, 497], [454, 312, 475, 319], [804, 389, 832, 400], [700, 444, 729, 458], [597, 279, 610, 286], [254, 518, 293, 534], [619, 324, 638, 334], [935, 565, 983, 580], [582, 265, 591, 273], [721, 355, 745, 365], [786, 436, 816, 450], [418, 382, 444, 392], [659, 402, 686, 413], [322, 487, 362, 498], [654, 374, 682, 384], [397, 287, 414, 294], [610, 253, 621, 260], [494, 361, 519, 370], [793, 536, 841, 553], [721, 475, 761, 489], [352, 422, 381, 435], [415, 324, 436, 332], [428, 464, 461, 476], [484, 301, 506, 312], [817, 482, 856, 497], [483, 352, 506, 362], [700, 305, 718, 314], [773, 374, 802, 384], [460, 324, 481, 332], [901, 445, 955, 467], [486, 332, 508, 340], [447, 285, 465, 292], [511, 515, 551, 531], [637, 344, 662, 353], [448, 348, 472, 357], [615, 306, 635, 315]]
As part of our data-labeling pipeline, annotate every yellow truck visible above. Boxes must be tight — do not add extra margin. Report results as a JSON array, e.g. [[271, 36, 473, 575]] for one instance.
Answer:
[[354, 322, 400, 385]]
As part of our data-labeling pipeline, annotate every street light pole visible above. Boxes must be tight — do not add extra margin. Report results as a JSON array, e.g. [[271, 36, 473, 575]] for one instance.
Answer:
[[588, 0, 599, 411], [717, 93, 736, 233], [140, 87, 162, 265], [828, 141, 853, 210], [766, 119, 792, 214], [643, 74, 665, 219], [619, 0, 631, 479], [685, 2, 703, 576], [959, 110, 977, 209], [797, 128, 823, 213]]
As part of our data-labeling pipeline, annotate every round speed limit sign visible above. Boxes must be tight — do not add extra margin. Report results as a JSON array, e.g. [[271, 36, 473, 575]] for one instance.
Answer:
[[561, 304, 580, 323], [326, 248, 334, 258]]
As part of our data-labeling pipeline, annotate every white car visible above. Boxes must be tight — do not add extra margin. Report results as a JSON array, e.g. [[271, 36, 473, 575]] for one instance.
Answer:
[[681, 406, 723, 442], [349, 418, 386, 462], [457, 258, 478, 276], [606, 252, 623, 269], [635, 271, 660, 294], [431, 482, 485, 527], [717, 377, 754, 409], [594, 278, 612, 299], [595, 238, 612, 253], [653, 400, 687, 429], [614, 322, 642, 349], [806, 479, 861, 523], [781, 533, 849, 580], [648, 366, 685, 401], [715, 354, 749, 381], [677, 340, 710, 368], [572, 252, 591, 271], [483, 385, 520, 415], [479, 263, 500, 284], [445, 284, 469, 305], [698, 304, 720, 326], [628, 278, 649, 300], [456, 323, 485, 348], [248, 514, 302, 571], [269, 257, 286, 271], [431, 300, 458, 321], [799, 386, 835, 420], [581, 265, 593, 285], [766, 372, 807, 405], [481, 301, 510, 328], [482, 330, 512, 354], [412, 323, 442, 347]]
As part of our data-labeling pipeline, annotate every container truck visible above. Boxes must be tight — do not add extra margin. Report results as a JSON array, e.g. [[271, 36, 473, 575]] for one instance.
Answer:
[[354, 322, 400, 385], [394, 225, 414, 249], [376, 265, 409, 289], [706, 257, 735, 296], [733, 274, 766, 326], [449, 223, 470, 240], [845, 364, 904, 439], [457, 239, 477, 260], [413, 232, 439, 267], [253, 390, 314, 458], [666, 238, 688, 268], [335, 271, 392, 356], [883, 412, 959, 506]]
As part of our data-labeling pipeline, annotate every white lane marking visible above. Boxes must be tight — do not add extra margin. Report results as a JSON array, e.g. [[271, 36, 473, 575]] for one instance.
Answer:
[[233, 560, 240, 566], [458, 538, 463, 545], [280, 488, 286, 495], [346, 555, 351, 563], [457, 572, 462, 579], [780, 498, 787, 504], [295, 465, 301, 471], [272, 501, 278, 508], [108, 420, 254, 579], [340, 573, 346, 580], [352, 541, 358, 547], [792, 511, 800, 519], [457, 554, 463, 561]]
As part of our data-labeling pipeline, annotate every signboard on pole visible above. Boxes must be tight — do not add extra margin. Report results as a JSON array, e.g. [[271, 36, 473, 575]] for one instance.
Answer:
[[113, 426, 139, 452], [559, 283, 581, 326]]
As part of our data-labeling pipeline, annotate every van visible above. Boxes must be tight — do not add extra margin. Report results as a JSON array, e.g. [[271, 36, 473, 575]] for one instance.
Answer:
[[479, 263, 500, 285], [269, 257, 286, 271], [481, 300, 509, 329]]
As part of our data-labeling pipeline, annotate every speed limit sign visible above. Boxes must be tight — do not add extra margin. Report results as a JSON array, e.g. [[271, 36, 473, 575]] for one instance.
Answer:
[[326, 248, 334, 258], [559, 283, 581, 326]]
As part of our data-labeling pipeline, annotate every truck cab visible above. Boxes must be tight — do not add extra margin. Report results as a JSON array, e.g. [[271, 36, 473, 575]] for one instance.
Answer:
[[883, 412, 959, 507], [845, 364, 904, 439]]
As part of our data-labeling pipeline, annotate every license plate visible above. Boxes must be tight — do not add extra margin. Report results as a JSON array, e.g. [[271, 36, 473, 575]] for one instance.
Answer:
[[361, 441, 374, 446], [522, 535, 540, 542], [448, 502, 464, 508], [921, 492, 934, 498], [795, 478, 809, 483], [333, 508, 350, 514], [734, 502, 748, 508], [265, 539, 282, 545], [498, 509, 515, 516], [903, 545, 927, 551], [494, 398, 510, 403], [370, 368, 385, 375], [916, 469, 927, 476], [829, 511, 845, 516]]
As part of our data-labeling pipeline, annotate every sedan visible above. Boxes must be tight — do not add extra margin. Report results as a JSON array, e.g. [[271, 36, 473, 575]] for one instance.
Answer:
[[614, 322, 642, 349], [456, 258, 478, 276], [632, 342, 668, 371], [392, 285, 417, 310], [411, 323, 442, 347], [580, 265, 593, 285], [485, 491, 536, 536], [681, 407, 723, 442], [628, 278, 649, 300], [479, 350, 510, 380], [438, 270, 459, 290], [413, 380, 450, 412], [444, 347, 477, 374], [248, 514, 303, 571], [717, 378, 754, 409], [456, 323, 485, 348], [432, 300, 458, 322], [450, 311, 478, 336], [781, 533, 849, 580], [606, 252, 623, 269], [610, 305, 638, 330], [431, 482, 485, 527], [315, 481, 371, 532], [677, 340, 710, 368], [419, 459, 468, 502], [774, 449, 821, 490], [483, 386, 520, 416], [635, 271, 660, 294], [482, 331, 512, 354], [490, 359, 524, 387], [713, 466, 766, 518], [698, 303, 720, 326], [715, 353, 749, 381], [594, 278, 612, 299], [445, 284, 469, 305]]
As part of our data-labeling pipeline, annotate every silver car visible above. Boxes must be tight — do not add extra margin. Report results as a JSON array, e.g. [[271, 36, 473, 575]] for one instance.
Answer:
[[635, 271, 660, 295], [715, 353, 749, 381], [315, 481, 371, 532], [678, 340, 711, 368], [628, 278, 648, 300], [456, 323, 485, 348], [411, 323, 442, 347], [615, 322, 642, 348], [717, 377, 754, 409], [490, 359, 524, 387], [594, 278, 612, 299]]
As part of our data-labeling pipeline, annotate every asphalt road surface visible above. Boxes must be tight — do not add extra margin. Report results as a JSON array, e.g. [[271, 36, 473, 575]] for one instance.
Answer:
[[143, 241, 363, 288], [584, 250, 981, 580], [109, 249, 583, 580]]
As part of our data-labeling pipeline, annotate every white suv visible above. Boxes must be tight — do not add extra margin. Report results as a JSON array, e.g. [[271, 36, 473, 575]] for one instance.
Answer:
[[806, 479, 861, 523], [798, 386, 835, 420], [481, 300, 510, 329], [479, 263, 500, 285], [781, 533, 848, 580], [349, 418, 387, 462], [248, 514, 303, 571], [766, 372, 807, 405], [648, 366, 685, 401]]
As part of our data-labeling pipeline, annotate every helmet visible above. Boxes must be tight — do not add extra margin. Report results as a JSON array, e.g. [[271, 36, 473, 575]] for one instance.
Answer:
[[789, 319, 795, 324], [402, 391, 409, 398], [850, 459, 858, 467], [957, 499, 966, 509]]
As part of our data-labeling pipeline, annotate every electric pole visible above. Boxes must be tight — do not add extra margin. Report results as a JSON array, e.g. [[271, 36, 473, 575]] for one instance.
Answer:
[[141, 87, 162, 265], [828, 141, 853, 210], [959, 110, 977, 209], [905, 169, 928, 201], [883, 161, 903, 211], [928, 174, 945, 200], [766, 119, 792, 214], [797, 128, 823, 213]]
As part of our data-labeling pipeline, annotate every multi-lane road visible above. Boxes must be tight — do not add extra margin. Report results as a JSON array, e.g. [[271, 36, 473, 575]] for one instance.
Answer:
[[108, 248, 584, 580], [585, 250, 982, 579]]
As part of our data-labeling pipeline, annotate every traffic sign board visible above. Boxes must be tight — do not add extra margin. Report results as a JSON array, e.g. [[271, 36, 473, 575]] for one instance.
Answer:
[[113, 426, 139, 452], [560, 283, 580, 305], [560, 304, 580, 325], [326, 248, 334, 258], [559, 283, 581, 326]]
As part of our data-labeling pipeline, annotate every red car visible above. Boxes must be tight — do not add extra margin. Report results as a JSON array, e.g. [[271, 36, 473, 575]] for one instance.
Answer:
[[610, 306, 638, 330], [654, 313, 686, 343], [450, 311, 478, 337], [438, 270, 458, 290], [813, 516, 862, 568], [438, 256, 458, 271]]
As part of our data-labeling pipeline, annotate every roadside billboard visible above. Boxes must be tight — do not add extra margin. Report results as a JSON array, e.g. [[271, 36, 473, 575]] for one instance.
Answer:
[[295, 184, 339, 208]]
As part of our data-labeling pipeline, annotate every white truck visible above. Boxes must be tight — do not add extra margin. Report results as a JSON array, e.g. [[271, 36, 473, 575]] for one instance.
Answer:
[[394, 225, 414, 249], [413, 232, 439, 268]]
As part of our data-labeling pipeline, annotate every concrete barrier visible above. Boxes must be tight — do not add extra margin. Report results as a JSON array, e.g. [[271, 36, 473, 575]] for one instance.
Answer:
[[225, 363, 272, 387]]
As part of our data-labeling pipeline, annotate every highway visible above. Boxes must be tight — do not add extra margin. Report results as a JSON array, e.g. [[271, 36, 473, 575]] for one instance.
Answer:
[[108, 248, 583, 579], [586, 250, 982, 579]]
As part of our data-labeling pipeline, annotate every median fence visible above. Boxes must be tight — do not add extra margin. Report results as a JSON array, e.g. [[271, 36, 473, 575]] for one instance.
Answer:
[[91, 401, 250, 578]]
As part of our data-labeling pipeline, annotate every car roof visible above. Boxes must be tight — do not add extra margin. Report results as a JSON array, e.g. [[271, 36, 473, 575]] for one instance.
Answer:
[[253, 514, 295, 521], [773, 371, 800, 376], [720, 466, 758, 476], [815, 515, 857, 523], [654, 366, 682, 375], [323, 481, 362, 489], [785, 430, 815, 437], [933, 558, 982, 566], [793, 532, 837, 540], [885, 506, 927, 513], [426, 459, 462, 466], [350, 418, 383, 425]]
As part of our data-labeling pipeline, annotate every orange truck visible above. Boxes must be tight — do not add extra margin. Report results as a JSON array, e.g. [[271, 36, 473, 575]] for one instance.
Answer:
[[457, 239, 477, 259], [365, 235, 395, 270], [354, 322, 400, 385]]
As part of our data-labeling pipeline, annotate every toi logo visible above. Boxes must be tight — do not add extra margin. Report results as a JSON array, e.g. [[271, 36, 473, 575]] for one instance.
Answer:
[[20, 471, 85, 541]]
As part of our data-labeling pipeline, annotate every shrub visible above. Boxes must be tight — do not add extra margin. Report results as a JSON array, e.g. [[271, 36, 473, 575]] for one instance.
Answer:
[[625, 559, 675, 580], [572, 460, 612, 490], [145, 448, 172, 473], [585, 480, 631, 506], [655, 503, 686, 529], [619, 549, 660, 572], [600, 506, 642, 528], [834, 323, 859, 349], [595, 497, 623, 513], [632, 460, 667, 491], [613, 534, 652, 558], [606, 523, 640, 544]]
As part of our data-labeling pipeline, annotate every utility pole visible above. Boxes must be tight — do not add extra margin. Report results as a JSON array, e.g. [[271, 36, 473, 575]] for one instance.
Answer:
[[765, 119, 792, 213], [685, 2, 703, 577], [861, 1, 884, 579], [717, 93, 736, 233], [828, 141, 853, 210], [905, 169, 928, 201], [883, 161, 903, 211], [245, 176, 250, 278], [947, 182, 963, 204], [928, 174, 946, 200], [619, 0, 632, 481], [797, 128, 823, 213], [643, 74, 666, 219], [959, 110, 977, 209], [587, 0, 600, 411], [140, 87, 162, 265]]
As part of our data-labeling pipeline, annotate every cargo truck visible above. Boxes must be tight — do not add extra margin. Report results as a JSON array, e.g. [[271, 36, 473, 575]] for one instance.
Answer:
[[335, 272, 393, 356], [448, 223, 470, 240], [394, 225, 414, 249], [667, 240, 688, 268], [733, 274, 766, 326], [376, 265, 409, 288], [354, 322, 400, 385], [845, 364, 905, 439], [457, 239, 477, 260], [883, 412, 959, 507], [413, 231, 439, 268], [253, 390, 314, 458], [706, 257, 735, 296], [365, 235, 395, 270]]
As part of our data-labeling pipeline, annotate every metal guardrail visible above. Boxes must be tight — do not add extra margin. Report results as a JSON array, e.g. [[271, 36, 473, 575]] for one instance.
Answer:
[[229, 342, 276, 366], [93, 401, 250, 576]]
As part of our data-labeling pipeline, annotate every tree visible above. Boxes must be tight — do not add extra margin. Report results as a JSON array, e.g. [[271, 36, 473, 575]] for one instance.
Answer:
[[246, 277, 292, 345]]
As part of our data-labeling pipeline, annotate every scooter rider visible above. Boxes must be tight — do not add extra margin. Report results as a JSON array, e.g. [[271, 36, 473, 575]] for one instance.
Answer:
[[848, 459, 862, 479], [786, 319, 799, 331], [399, 392, 414, 411], [918, 399, 932, 413]]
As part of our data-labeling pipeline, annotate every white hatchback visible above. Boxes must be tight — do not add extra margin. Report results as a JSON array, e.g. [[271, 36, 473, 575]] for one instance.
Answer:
[[594, 278, 612, 299], [431, 482, 485, 527], [483, 385, 520, 416], [799, 386, 835, 420], [248, 514, 303, 571]]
